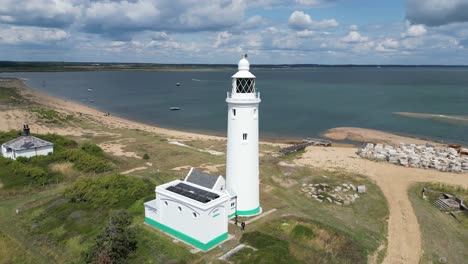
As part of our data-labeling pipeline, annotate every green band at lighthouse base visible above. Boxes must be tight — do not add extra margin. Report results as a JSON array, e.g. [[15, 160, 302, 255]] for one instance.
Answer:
[[145, 217, 228, 251], [235, 206, 262, 217]]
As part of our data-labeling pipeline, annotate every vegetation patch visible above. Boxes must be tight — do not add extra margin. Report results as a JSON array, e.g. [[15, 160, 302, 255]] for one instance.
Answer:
[[85, 210, 137, 264], [19, 174, 153, 263], [30, 108, 73, 123], [409, 183, 468, 264], [0, 85, 28, 106], [232, 217, 366, 264], [233, 231, 300, 264], [65, 174, 153, 208]]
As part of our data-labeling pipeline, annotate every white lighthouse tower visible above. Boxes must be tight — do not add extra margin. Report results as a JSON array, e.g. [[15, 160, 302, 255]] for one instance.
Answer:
[[226, 55, 261, 217]]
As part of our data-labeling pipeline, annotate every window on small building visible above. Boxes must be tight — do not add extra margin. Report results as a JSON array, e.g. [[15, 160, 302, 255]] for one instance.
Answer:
[[242, 133, 248, 141], [193, 212, 198, 218], [231, 202, 235, 207], [232, 109, 236, 116], [178, 206, 182, 212], [164, 201, 168, 206]]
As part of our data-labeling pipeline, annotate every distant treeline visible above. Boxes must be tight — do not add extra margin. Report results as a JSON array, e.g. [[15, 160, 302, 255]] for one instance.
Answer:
[[0, 61, 467, 72]]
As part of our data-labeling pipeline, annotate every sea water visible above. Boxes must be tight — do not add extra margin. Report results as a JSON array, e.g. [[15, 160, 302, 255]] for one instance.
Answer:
[[2, 66, 468, 144]]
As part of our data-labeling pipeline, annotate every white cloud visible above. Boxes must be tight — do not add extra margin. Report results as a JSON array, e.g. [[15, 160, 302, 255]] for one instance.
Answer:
[[342, 31, 368, 43], [402, 24, 427, 37], [0, 0, 247, 36], [376, 38, 399, 52], [213, 31, 233, 48], [288, 11, 338, 30], [349, 25, 358, 31], [0, 26, 69, 44]]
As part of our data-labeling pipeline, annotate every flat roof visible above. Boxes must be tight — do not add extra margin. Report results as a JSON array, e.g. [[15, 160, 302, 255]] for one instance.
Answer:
[[166, 182, 220, 204]]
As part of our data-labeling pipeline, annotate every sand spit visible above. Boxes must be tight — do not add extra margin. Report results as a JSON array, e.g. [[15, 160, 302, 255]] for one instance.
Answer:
[[324, 127, 442, 146], [395, 112, 468, 122]]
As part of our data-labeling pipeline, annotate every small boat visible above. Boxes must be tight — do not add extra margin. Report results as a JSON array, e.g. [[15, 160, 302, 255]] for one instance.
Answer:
[[170, 107, 181, 111], [176, 83, 180, 86], [89, 99, 95, 103], [88, 88, 94, 92]]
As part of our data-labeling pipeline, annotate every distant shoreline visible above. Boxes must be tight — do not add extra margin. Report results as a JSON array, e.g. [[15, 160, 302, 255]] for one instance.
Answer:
[[1, 62, 468, 73]]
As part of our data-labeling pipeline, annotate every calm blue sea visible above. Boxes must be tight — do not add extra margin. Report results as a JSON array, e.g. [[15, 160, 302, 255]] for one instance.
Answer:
[[2, 67, 468, 144]]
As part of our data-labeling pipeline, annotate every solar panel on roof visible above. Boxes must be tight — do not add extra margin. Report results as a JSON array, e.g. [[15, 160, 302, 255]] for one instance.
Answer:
[[166, 183, 220, 203]]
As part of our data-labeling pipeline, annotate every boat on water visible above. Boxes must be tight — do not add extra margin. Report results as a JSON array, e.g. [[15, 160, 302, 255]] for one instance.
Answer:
[[89, 99, 94, 103], [88, 88, 94, 92], [170, 107, 181, 111], [176, 83, 180, 86]]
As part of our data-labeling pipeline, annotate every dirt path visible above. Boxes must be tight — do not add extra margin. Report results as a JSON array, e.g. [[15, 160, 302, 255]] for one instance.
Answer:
[[295, 147, 468, 264]]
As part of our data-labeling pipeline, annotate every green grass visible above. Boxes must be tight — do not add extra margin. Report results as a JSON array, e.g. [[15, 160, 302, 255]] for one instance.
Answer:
[[232, 231, 301, 264], [408, 183, 468, 264], [0, 231, 36, 264], [232, 217, 367, 264]]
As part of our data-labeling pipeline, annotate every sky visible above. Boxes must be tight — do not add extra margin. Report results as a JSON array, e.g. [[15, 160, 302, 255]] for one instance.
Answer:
[[0, 0, 468, 64]]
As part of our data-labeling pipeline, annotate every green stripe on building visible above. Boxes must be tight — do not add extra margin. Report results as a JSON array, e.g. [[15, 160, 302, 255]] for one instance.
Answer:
[[236, 206, 261, 216], [145, 217, 228, 251]]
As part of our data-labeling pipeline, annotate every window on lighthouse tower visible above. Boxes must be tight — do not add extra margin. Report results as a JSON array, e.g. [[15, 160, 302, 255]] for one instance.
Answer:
[[236, 78, 255, 93]]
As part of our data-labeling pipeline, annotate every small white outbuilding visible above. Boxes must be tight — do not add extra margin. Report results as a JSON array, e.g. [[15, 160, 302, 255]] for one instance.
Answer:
[[144, 168, 237, 251], [1, 124, 53, 160]]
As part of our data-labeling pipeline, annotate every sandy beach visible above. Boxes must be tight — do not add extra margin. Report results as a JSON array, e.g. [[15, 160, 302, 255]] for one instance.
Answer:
[[1, 78, 467, 264]]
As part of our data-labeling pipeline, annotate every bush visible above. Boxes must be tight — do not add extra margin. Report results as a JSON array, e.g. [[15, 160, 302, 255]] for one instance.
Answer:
[[58, 149, 112, 173], [81, 142, 103, 156], [85, 210, 137, 264], [291, 224, 315, 240], [142, 153, 149, 160], [64, 174, 152, 208]]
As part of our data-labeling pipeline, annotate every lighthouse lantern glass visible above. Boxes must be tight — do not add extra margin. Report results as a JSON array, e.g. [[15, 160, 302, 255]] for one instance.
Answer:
[[236, 78, 255, 93]]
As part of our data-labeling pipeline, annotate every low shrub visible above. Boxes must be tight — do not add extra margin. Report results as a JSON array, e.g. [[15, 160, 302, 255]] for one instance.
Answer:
[[291, 224, 315, 240], [64, 174, 152, 208], [81, 143, 103, 156]]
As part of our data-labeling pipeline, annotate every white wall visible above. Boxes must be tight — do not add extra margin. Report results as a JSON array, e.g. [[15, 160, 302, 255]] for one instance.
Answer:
[[1, 144, 13, 159], [225, 101, 260, 213], [213, 176, 226, 192], [11, 146, 53, 160], [154, 191, 228, 244]]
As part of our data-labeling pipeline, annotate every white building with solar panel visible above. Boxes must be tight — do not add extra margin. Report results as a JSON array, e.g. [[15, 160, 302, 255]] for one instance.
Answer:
[[144, 168, 233, 251], [144, 55, 262, 251], [1, 123, 53, 160]]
